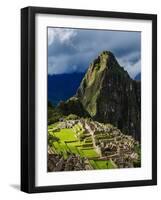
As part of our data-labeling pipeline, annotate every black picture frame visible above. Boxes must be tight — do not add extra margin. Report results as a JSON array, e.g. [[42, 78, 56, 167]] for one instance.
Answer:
[[21, 6, 157, 193]]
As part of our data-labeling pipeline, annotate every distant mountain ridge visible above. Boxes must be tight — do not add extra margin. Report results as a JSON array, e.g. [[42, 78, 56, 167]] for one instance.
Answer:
[[48, 73, 85, 105], [134, 73, 141, 81], [48, 67, 139, 106], [58, 51, 141, 141]]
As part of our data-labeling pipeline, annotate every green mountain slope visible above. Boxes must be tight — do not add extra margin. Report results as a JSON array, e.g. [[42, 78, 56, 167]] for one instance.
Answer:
[[58, 51, 141, 141]]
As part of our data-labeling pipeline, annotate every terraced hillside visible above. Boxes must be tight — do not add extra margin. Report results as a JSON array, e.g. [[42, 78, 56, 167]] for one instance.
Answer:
[[48, 117, 140, 172]]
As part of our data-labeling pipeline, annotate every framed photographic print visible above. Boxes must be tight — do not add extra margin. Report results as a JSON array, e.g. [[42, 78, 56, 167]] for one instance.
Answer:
[[21, 6, 157, 193]]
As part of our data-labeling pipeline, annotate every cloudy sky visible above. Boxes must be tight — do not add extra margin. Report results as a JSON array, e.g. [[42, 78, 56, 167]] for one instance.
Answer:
[[48, 27, 141, 79]]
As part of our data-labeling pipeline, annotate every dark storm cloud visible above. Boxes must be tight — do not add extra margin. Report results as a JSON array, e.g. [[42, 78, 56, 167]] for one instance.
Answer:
[[48, 27, 141, 78]]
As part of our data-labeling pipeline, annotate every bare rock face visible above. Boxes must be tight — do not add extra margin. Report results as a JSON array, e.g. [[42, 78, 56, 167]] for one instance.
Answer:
[[76, 51, 141, 141], [59, 51, 141, 141]]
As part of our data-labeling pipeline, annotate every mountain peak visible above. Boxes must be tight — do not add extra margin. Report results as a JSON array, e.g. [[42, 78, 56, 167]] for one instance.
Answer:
[[99, 50, 114, 57], [58, 51, 141, 141], [76, 51, 140, 140], [83, 50, 128, 89], [89, 50, 120, 73], [99, 50, 117, 60]]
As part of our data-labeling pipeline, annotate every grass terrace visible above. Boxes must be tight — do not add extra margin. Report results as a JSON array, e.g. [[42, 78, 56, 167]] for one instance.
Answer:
[[48, 118, 139, 170]]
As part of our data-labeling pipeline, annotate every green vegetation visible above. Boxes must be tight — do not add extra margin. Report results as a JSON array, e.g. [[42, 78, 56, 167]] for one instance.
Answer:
[[133, 143, 141, 167], [48, 134, 59, 147], [53, 128, 77, 141], [48, 102, 64, 125], [95, 63, 100, 71], [49, 125, 98, 158], [59, 51, 141, 142], [89, 159, 116, 169], [48, 51, 141, 171], [48, 117, 141, 171], [81, 148, 99, 158], [58, 97, 90, 118], [48, 120, 118, 170], [65, 114, 79, 120]]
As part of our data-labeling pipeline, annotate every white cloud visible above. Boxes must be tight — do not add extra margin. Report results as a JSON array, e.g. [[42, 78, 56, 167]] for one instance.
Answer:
[[48, 28, 77, 46], [48, 28, 141, 78], [118, 57, 141, 79], [128, 60, 141, 79], [48, 55, 69, 74], [48, 29, 57, 46], [48, 41, 100, 75]]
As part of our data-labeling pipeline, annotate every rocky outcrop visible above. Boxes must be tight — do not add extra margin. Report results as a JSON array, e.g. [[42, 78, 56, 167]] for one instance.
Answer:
[[58, 97, 89, 117], [58, 51, 141, 141], [48, 153, 88, 172], [76, 51, 141, 141]]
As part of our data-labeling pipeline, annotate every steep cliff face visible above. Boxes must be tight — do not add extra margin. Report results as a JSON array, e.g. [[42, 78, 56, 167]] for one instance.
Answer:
[[76, 51, 141, 141], [58, 51, 141, 141]]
